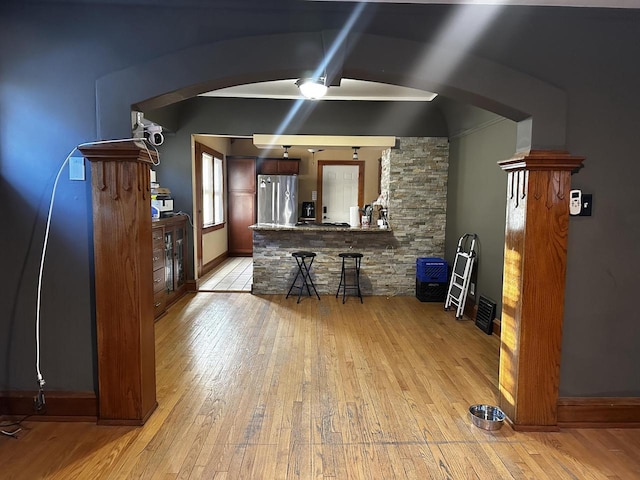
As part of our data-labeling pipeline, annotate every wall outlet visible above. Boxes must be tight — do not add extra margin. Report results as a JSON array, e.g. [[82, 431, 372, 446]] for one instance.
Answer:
[[470, 282, 476, 296], [69, 156, 85, 181]]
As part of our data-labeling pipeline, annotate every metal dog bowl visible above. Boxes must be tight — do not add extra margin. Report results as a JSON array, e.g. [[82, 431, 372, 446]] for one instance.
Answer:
[[469, 404, 505, 431]]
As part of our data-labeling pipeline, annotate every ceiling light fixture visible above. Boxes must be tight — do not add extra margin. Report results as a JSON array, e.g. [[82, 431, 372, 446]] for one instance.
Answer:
[[283, 145, 290, 158], [352, 147, 360, 160], [296, 77, 328, 100], [308, 148, 324, 166]]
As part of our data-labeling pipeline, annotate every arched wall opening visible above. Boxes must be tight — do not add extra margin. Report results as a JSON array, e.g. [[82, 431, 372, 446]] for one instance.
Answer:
[[94, 31, 572, 428], [96, 31, 566, 151]]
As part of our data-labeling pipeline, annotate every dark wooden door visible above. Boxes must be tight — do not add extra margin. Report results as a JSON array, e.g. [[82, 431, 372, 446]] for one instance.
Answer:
[[227, 157, 256, 255]]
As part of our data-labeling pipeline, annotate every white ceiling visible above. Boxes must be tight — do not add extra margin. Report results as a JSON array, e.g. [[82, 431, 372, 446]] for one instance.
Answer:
[[200, 79, 438, 102]]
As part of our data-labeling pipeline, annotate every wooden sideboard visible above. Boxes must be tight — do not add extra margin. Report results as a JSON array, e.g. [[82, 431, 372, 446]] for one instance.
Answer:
[[152, 215, 188, 320]]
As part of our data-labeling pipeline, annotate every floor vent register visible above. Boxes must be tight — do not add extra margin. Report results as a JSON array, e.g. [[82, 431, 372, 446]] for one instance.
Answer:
[[475, 295, 496, 335]]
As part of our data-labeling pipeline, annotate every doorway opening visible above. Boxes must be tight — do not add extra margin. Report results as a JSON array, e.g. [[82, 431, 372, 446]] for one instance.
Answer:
[[317, 160, 365, 223], [198, 257, 253, 292]]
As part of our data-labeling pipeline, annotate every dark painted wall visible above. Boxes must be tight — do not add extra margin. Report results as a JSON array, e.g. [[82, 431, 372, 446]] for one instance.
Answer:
[[442, 99, 516, 317], [1, 2, 639, 398]]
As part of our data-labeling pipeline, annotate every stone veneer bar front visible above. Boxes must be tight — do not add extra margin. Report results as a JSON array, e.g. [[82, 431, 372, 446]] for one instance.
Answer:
[[251, 137, 449, 297], [251, 224, 395, 296]]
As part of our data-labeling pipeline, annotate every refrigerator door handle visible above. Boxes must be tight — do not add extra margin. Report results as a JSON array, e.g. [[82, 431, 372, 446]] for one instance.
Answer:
[[276, 182, 280, 223], [271, 183, 275, 223]]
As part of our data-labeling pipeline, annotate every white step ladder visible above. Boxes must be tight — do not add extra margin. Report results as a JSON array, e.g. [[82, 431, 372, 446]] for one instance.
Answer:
[[445, 233, 477, 319]]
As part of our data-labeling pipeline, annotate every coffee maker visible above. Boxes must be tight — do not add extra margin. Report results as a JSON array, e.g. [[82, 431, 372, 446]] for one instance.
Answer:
[[301, 201, 316, 220]]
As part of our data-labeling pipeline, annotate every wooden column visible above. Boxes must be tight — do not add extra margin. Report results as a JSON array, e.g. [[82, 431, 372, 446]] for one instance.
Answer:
[[498, 150, 584, 431], [79, 142, 158, 425]]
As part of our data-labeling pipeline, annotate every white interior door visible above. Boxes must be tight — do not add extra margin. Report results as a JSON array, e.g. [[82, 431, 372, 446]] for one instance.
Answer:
[[322, 165, 359, 223]]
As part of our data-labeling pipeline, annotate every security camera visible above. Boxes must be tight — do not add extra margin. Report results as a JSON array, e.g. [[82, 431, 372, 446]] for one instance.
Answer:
[[146, 124, 164, 146]]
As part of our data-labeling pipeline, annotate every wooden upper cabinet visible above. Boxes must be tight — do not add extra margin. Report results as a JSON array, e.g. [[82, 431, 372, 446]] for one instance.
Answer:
[[259, 159, 279, 175], [278, 159, 300, 175], [257, 158, 300, 175]]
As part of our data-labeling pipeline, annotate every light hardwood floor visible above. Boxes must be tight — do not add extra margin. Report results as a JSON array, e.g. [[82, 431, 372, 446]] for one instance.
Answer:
[[1, 293, 639, 479]]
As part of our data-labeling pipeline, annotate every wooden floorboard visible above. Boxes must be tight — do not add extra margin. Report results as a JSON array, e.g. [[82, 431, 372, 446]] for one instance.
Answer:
[[1, 293, 639, 479]]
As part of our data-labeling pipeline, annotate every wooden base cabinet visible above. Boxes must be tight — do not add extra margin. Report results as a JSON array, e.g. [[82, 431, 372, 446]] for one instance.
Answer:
[[152, 216, 188, 319], [152, 226, 167, 318]]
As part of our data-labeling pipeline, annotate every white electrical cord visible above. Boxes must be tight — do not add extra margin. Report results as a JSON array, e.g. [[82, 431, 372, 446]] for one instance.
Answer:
[[35, 137, 158, 403], [35, 152, 70, 393], [175, 211, 194, 228], [1, 427, 22, 438]]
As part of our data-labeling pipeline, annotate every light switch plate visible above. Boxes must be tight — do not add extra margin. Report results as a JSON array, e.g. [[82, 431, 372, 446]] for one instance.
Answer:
[[69, 156, 85, 181], [580, 193, 592, 216]]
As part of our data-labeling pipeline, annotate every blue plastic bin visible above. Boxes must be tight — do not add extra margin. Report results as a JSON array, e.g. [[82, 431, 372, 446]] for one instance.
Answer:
[[416, 257, 448, 283]]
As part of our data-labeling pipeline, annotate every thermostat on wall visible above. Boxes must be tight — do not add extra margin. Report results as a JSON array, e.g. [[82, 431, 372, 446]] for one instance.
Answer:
[[570, 190, 582, 215], [570, 189, 592, 216]]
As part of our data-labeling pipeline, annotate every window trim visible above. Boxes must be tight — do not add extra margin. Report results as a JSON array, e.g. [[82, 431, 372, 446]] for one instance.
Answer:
[[195, 143, 225, 230], [194, 141, 226, 276]]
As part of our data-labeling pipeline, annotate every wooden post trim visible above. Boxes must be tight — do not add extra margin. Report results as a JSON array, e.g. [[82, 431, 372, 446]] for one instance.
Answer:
[[498, 150, 584, 430], [79, 141, 158, 426]]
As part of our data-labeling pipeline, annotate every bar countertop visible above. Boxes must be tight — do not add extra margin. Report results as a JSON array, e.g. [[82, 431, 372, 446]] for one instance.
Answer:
[[249, 222, 392, 233]]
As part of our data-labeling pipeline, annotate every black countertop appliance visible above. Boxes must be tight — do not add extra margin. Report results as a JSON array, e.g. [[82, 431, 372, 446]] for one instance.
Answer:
[[301, 201, 316, 220]]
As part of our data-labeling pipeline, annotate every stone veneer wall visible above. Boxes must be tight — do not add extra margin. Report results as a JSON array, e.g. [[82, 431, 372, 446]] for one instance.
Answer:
[[252, 230, 397, 295], [383, 136, 449, 294], [252, 137, 449, 296]]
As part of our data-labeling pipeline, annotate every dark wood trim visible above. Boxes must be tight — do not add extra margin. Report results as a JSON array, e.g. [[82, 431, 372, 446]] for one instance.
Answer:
[[97, 406, 156, 426], [493, 317, 501, 337], [317, 160, 365, 221], [74, 142, 158, 165], [498, 150, 585, 172], [203, 222, 225, 234], [0, 391, 97, 421], [505, 418, 560, 432], [194, 142, 225, 278], [463, 296, 476, 320], [557, 397, 640, 428]]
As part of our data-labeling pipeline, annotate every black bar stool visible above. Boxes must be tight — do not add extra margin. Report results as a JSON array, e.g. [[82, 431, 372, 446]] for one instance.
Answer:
[[336, 252, 363, 304], [286, 251, 320, 303]]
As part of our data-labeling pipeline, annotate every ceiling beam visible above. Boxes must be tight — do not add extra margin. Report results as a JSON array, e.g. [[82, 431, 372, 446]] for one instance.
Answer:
[[253, 134, 396, 149]]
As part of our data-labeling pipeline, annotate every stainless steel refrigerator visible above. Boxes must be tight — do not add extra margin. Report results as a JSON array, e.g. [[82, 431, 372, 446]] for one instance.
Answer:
[[257, 174, 298, 225]]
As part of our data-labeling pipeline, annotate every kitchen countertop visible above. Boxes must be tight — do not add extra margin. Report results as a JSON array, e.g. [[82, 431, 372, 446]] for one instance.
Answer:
[[250, 222, 392, 232]]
